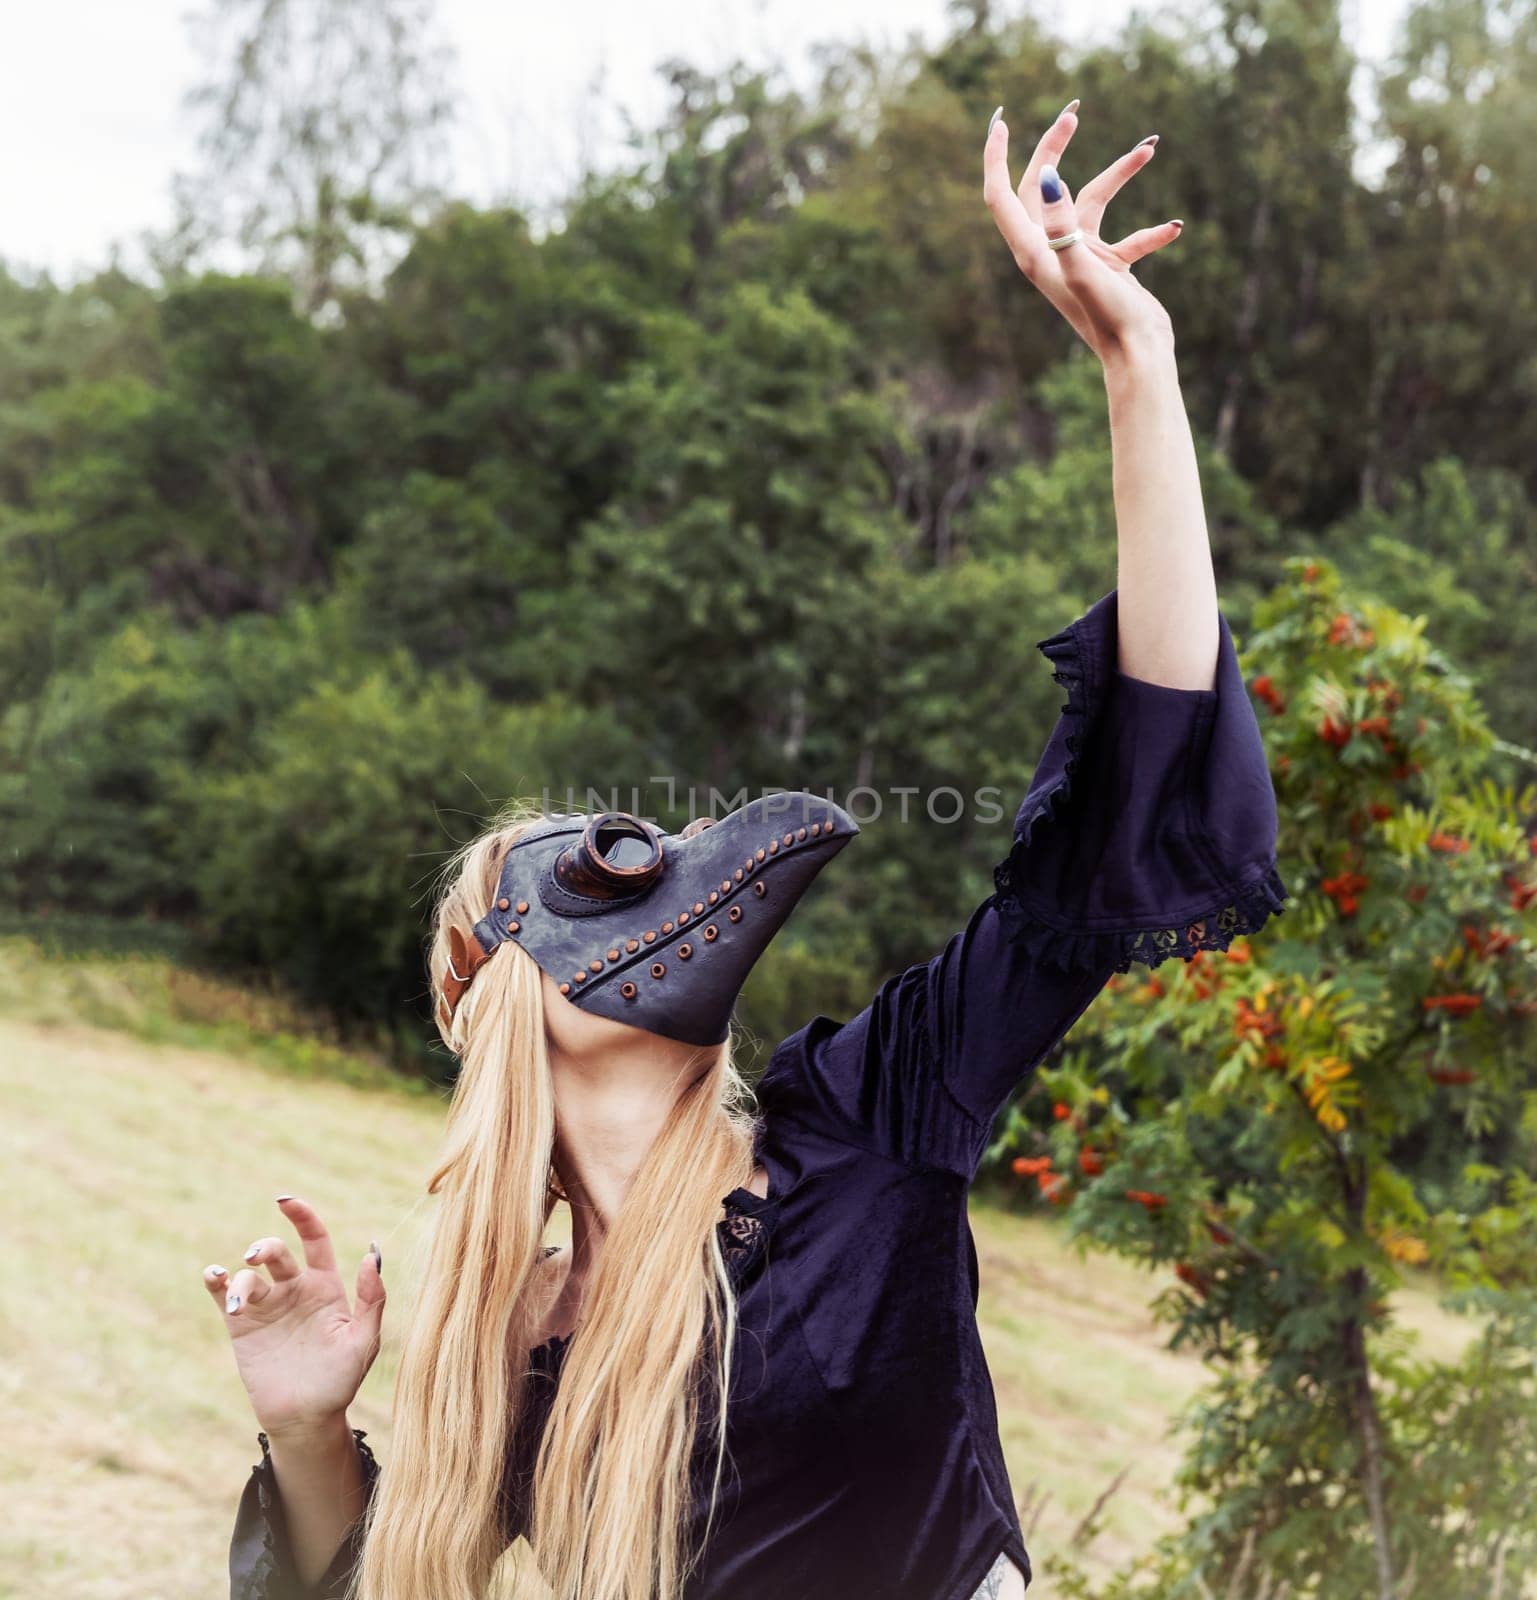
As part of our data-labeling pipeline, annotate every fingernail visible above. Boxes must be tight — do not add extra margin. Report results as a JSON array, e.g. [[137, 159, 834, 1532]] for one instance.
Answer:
[[244, 1243, 261, 1262], [1060, 98, 1080, 118], [1040, 164, 1063, 203], [987, 105, 1003, 137], [275, 1194, 292, 1204], [207, 1265, 227, 1280], [371, 1240, 383, 1274], [226, 1293, 241, 1314], [1137, 133, 1159, 148], [1171, 218, 1185, 229]]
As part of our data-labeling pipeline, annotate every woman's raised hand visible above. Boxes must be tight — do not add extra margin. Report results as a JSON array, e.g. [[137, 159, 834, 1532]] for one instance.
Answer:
[[202, 1195, 386, 1441], [982, 99, 1181, 364]]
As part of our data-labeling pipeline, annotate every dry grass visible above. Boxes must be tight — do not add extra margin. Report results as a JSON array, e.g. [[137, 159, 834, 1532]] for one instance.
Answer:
[[0, 961, 1480, 1598]]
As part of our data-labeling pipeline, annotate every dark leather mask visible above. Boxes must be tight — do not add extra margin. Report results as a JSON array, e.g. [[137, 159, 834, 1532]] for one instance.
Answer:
[[441, 795, 859, 1046]]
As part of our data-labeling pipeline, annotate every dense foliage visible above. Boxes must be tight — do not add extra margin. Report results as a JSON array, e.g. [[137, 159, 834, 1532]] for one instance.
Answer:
[[3, 3, 1536, 1584]]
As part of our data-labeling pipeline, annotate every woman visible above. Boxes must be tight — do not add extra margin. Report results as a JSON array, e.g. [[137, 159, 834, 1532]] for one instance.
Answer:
[[209, 99, 1290, 1600]]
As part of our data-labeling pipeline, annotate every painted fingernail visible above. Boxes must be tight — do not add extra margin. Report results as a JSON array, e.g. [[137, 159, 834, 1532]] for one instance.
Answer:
[[371, 1240, 383, 1274], [226, 1293, 242, 1314], [1060, 98, 1080, 118], [1171, 218, 1185, 229], [207, 1265, 227, 1280], [987, 105, 1003, 137], [275, 1194, 293, 1204], [1137, 133, 1159, 148], [1040, 164, 1063, 202], [244, 1243, 261, 1262]]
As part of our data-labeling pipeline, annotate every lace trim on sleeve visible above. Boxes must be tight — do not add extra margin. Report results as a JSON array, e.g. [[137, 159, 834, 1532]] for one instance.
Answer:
[[989, 618, 1290, 974], [234, 1427, 379, 1600]]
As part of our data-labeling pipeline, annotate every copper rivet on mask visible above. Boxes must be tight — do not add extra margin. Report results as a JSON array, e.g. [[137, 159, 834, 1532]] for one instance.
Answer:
[[621, 981, 638, 1000], [662, 921, 674, 934], [756, 848, 766, 862], [651, 962, 666, 979], [575, 971, 587, 984], [811, 822, 821, 835], [768, 840, 779, 855], [704, 925, 718, 941], [783, 832, 794, 846], [559, 982, 571, 995], [678, 911, 690, 925], [754, 881, 767, 897], [720, 879, 730, 894], [708, 891, 718, 904], [497, 897, 510, 910], [626, 938, 639, 953], [678, 943, 693, 960], [643, 931, 657, 944], [729, 906, 742, 922], [509, 920, 520, 933], [588, 960, 602, 974], [797, 827, 807, 841], [516, 900, 529, 914], [693, 901, 704, 915], [735, 868, 744, 882]]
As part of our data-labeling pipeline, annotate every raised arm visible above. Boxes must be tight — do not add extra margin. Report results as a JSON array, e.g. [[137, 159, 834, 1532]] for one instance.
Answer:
[[754, 100, 1290, 1180], [982, 97, 1219, 691]]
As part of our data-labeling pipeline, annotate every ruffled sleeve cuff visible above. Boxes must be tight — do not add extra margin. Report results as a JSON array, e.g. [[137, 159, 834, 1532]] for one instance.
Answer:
[[990, 588, 1290, 974], [229, 1427, 380, 1600]]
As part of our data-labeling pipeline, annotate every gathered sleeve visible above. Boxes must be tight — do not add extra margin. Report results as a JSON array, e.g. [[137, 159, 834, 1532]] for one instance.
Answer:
[[229, 1428, 379, 1600], [755, 588, 1290, 1181]]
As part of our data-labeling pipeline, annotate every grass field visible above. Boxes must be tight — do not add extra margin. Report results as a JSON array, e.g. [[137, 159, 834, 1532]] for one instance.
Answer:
[[0, 939, 1477, 1598]]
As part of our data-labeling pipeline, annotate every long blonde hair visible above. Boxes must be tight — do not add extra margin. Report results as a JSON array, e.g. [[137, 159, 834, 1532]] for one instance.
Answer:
[[352, 807, 762, 1600]]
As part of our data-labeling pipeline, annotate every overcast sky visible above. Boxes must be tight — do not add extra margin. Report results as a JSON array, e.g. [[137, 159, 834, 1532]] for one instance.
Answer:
[[0, 0, 1409, 281]]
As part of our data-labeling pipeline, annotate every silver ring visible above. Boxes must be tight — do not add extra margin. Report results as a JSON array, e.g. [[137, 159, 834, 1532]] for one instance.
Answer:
[[1046, 229, 1082, 252]]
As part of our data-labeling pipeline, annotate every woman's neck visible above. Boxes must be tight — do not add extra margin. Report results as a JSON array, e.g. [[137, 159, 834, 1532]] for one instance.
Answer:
[[545, 1026, 703, 1283]]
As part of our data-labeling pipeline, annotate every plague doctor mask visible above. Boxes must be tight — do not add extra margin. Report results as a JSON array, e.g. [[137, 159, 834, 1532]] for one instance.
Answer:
[[439, 795, 858, 1046]]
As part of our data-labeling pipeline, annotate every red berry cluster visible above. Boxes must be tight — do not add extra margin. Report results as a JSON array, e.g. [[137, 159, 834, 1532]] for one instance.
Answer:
[[1422, 993, 1482, 1016], [1328, 612, 1376, 648], [1322, 871, 1368, 916], [1463, 924, 1515, 958], [1507, 871, 1537, 913], [1428, 831, 1468, 854], [1250, 673, 1285, 713], [1427, 1066, 1477, 1085]]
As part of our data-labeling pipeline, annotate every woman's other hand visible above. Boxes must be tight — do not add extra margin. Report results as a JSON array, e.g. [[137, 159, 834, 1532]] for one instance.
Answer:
[[202, 1194, 385, 1442], [982, 99, 1181, 366]]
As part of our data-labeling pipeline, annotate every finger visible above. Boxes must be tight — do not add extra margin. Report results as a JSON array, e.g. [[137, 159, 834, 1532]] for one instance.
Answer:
[[1038, 161, 1083, 253], [1076, 134, 1158, 236], [201, 1263, 231, 1311], [224, 1265, 272, 1318], [242, 1236, 301, 1283], [1017, 98, 1080, 225], [1037, 162, 1121, 314], [1110, 218, 1185, 265], [983, 112, 1048, 275], [276, 1194, 338, 1275], [353, 1243, 387, 1338]]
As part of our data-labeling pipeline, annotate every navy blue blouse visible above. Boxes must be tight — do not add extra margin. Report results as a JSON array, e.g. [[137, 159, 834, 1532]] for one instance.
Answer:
[[229, 589, 1289, 1600]]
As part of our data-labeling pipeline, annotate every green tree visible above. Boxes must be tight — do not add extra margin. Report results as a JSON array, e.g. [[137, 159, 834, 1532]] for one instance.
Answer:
[[994, 559, 1537, 1596]]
